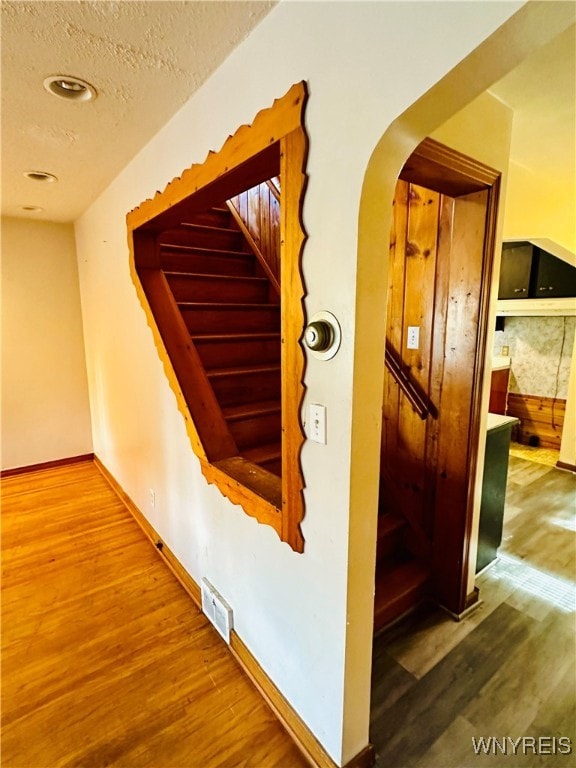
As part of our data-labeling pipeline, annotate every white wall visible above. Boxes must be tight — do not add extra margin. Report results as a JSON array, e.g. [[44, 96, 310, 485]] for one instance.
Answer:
[[74, 2, 572, 763], [1, 217, 92, 469]]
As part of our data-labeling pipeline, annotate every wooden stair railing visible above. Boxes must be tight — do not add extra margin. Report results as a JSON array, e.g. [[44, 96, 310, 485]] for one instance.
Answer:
[[384, 342, 437, 420]]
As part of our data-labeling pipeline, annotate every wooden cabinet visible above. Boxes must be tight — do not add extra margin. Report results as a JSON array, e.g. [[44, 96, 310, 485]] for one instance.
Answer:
[[532, 249, 576, 298], [488, 367, 510, 415], [498, 242, 576, 300], [498, 242, 532, 298]]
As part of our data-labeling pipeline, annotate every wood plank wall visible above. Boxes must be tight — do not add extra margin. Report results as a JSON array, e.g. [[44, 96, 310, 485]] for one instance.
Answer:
[[507, 393, 566, 450], [230, 179, 281, 283]]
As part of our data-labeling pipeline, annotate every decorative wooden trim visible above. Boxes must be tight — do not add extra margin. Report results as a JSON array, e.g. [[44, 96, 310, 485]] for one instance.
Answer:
[[93, 455, 373, 768], [0, 453, 94, 478], [280, 126, 308, 553], [556, 461, 576, 473], [127, 84, 306, 232], [126, 82, 308, 552], [400, 137, 500, 196]]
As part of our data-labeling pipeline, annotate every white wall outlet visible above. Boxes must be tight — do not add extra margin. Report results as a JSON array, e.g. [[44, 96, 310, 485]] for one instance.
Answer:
[[407, 326, 420, 350], [149, 488, 156, 508], [308, 403, 327, 444], [201, 578, 234, 644]]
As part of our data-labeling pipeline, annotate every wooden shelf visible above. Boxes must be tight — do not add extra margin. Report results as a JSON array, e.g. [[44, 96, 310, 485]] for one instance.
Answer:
[[496, 297, 576, 316]]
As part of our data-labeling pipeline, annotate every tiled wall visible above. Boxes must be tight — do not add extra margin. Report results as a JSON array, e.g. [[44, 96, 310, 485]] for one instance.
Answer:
[[493, 315, 575, 399]]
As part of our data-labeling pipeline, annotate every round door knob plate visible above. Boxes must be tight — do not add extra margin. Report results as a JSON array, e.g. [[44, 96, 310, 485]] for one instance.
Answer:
[[303, 311, 341, 360]]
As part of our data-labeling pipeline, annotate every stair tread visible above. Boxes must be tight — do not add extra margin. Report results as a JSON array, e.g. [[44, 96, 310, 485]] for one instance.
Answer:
[[159, 243, 252, 257], [192, 332, 280, 342], [374, 559, 430, 630], [378, 512, 407, 538], [178, 223, 242, 235], [223, 399, 281, 421], [375, 558, 429, 589], [164, 271, 268, 283], [243, 442, 282, 464], [207, 362, 280, 377], [178, 301, 280, 310]]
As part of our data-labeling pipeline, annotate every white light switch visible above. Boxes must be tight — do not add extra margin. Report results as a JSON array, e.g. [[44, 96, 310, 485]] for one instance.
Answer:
[[309, 404, 327, 444], [407, 326, 420, 350]]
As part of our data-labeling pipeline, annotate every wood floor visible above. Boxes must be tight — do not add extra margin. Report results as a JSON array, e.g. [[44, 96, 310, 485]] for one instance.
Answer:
[[370, 454, 576, 767], [1, 462, 308, 768]]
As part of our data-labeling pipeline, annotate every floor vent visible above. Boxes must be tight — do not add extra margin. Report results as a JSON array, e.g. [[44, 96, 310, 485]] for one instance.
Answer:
[[201, 577, 234, 643]]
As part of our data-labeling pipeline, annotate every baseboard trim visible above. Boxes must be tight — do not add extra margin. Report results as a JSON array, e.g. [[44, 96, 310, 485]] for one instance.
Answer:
[[556, 460, 576, 473], [1, 453, 94, 478], [93, 456, 202, 607], [92, 455, 374, 768]]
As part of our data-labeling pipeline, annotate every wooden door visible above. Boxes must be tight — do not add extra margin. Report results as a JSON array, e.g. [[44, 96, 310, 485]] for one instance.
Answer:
[[381, 139, 500, 614]]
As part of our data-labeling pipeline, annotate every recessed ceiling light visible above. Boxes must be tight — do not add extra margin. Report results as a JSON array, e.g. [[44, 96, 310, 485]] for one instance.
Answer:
[[24, 171, 58, 183], [21, 206, 44, 213], [43, 75, 97, 102]]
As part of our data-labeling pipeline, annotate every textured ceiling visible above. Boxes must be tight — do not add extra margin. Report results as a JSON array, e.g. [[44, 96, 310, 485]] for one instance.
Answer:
[[1, 0, 275, 222], [1, 3, 573, 225]]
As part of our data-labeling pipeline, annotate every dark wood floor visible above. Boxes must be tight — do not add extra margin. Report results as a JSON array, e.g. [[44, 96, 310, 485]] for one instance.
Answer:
[[370, 455, 576, 768]]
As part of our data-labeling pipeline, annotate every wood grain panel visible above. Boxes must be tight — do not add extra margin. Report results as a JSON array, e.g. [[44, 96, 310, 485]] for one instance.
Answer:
[[507, 393, 566, 449], [380, 140, 500, 617], [431, 189, 489, 609], [381, 180, 408, 501]]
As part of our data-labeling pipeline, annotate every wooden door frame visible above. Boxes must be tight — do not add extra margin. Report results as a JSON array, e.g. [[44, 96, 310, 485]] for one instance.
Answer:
[[398, 138, 501, 615]]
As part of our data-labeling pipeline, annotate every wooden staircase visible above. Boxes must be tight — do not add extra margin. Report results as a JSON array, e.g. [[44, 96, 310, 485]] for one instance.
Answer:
[[158, 205, 282, 477], [373, 510, 430, 633]]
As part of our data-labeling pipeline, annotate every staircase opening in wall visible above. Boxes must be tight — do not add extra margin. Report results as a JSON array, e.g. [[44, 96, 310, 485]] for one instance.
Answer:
[[126, 83, 308, 553]]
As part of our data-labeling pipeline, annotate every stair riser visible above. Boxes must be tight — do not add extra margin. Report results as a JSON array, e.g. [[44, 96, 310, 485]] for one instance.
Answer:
[[228, 412, 282, 451], [377, 527, 407, 565], [374, 582, 427, 633], [257, 457, 282, 477], [194, 338, 281, 369], [162, 227, 244, 251], [167, 275, 270, 304], [180, 209, 231, 228], [181, 307, 280, 335], [210, 371, 280, 406], [160, 249, 255, 276]]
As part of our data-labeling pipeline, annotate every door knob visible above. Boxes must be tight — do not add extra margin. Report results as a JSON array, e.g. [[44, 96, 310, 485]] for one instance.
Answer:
[[303, 311, 341, 360]]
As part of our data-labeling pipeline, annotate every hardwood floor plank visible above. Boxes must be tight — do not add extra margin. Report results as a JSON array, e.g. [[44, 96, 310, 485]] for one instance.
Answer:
[[371, 454, 575, 768], [1, 462, 307, 768], [371, 603, 534, 766]]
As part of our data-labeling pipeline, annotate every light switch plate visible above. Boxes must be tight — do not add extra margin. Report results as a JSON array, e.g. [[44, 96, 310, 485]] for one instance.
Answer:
[[309, 404, 327, 444], [407, 326, 420, 350]]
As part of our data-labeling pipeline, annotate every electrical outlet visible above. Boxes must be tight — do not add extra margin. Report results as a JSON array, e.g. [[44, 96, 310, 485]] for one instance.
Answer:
[[309, 403, 327, 444], [149, 488, 156, 508], [201, 578, 233, 643]]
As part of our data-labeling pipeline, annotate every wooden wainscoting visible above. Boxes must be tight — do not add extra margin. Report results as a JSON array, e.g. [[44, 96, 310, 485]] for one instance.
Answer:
[[507, 393, 566, 450]]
